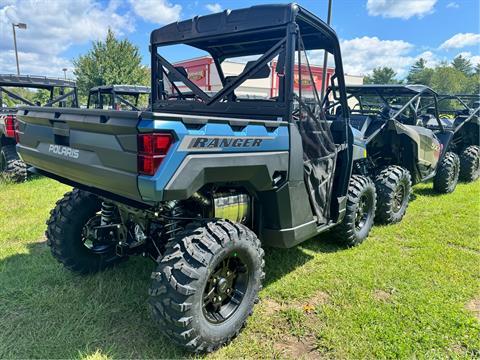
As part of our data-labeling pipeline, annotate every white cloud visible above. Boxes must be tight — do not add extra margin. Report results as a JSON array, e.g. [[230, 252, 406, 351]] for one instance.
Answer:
[[446, 2, 459, 8], [415, 51, 441, 67], [129, 0, 181, 24], [0, 50, 73, 78], [205, 3, 222, 13], [0, 0, 134, 56], [367, 0, 437, 19], [0, 0, 134, 77], [457, 52, 480, 66], [339, 36, 415, 77], [439, 33, 480, 50]]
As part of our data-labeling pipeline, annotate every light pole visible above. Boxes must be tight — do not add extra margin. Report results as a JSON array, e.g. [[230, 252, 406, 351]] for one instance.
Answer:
[[12, 22, 27, 76], [62, 68, 67, 79], [320, 0, 332, 100]]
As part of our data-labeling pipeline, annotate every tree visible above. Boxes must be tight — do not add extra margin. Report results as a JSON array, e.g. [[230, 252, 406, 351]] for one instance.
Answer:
[[451, 55, 473, 77], [73, 29, 147, 98], [465, 71, 480, 94], [430, 66, 468, 94], [364, 67, 399, 84], [406, 58, 434, 86]]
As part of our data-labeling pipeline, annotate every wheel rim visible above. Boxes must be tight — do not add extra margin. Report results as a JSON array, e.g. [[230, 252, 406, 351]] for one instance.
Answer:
[[202, 252, 249, 324], [81, 215, 115, 254], [392, 184, 406, 213], [355, 193, 372, 231]]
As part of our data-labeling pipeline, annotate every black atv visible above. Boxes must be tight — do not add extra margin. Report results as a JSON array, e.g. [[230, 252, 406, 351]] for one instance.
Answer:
[[87, 85, 150, 111], [324, 84, 459, 225], [0, 74, 78, 181]]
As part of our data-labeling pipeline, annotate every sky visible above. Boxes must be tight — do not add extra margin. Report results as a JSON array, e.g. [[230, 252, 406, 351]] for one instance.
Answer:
[[0, 0, 479, 79]]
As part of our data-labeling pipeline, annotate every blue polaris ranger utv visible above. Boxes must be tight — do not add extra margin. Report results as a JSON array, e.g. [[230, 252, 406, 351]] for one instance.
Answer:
[[15, 4, 376, 353]]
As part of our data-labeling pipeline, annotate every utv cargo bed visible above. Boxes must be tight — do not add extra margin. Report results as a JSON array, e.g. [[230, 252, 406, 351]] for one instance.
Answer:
[[16, 107, 142, 202]]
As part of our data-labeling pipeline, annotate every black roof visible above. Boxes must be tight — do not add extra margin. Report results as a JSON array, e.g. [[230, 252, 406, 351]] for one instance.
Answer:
[[0, 74, 76, 88], [89, 85, 151, 94], [150, 3, 339, 58], [346, 84, 437, 96]]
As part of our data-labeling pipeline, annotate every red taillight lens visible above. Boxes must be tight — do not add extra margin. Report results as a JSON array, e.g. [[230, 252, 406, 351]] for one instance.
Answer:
[[137, 133, 173, 176], [4, 115, 15, 138], [138, 155, 164, 176], [14, 120, 20, 143], [138, 133, 173, 155]]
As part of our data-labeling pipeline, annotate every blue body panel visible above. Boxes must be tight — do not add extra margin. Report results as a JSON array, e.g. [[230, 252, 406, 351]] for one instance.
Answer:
[[137, 115, 290, 202]]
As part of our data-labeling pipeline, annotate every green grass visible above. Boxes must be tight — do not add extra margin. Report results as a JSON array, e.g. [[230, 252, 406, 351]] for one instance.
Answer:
[[0, 178, 479, 359]]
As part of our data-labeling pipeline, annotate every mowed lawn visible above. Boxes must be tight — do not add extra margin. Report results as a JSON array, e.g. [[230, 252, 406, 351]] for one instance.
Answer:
[[0, 177, 479, 359]]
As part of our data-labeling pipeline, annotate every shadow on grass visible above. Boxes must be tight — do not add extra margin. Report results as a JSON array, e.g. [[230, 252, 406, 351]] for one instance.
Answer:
[[0, 232, 344, 358], [263, 232, 344, 286], [412, 186, 441, 197]]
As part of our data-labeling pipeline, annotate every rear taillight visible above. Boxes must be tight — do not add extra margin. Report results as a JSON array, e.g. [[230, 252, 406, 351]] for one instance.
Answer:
[[4, 115, 15, 138], [137, 133, 173, 176]]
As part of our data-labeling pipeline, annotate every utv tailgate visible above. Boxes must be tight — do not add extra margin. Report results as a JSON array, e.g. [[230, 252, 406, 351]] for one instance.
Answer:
[[16, 107, 143, 202]]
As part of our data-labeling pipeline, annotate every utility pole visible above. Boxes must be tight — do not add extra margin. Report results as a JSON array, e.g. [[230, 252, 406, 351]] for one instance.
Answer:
[[12, 22, 27, 76], [320, 0, 332, 100]]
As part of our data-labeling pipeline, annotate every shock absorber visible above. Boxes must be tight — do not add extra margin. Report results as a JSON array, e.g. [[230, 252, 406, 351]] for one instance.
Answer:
[[100, 201, 116, 225], [163, 201, 184, 242]]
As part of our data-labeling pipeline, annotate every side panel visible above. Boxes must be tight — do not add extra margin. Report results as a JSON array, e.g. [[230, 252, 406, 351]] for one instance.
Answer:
[[137, 114, 290, 202], [399, 124, 442, 178]]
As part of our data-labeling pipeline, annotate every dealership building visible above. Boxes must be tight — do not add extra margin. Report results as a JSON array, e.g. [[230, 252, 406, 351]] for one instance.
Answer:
[[173, 56, 363, 98]]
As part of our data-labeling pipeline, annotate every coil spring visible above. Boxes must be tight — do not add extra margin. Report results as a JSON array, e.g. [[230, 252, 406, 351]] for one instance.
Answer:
[[100, 202, 115, 225], [163, 202, 184, 242]]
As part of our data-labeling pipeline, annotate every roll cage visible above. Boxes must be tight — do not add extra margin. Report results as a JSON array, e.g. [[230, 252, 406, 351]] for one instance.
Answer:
[[324, 84, 445, 131], [87, 85, 151, 111], [0, 74, 78, 110], [455, 94, 480, 110], [433, 94, 480, 116], [149, 3, 350, 121]]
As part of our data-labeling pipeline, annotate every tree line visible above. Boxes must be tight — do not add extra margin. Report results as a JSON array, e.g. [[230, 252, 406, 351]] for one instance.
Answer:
[[364, 56, 480, 95]]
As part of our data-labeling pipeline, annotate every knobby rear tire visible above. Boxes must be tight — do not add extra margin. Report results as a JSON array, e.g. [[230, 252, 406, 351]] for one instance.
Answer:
[[0, 144, 27, 182], [46, 188, 123, 274], [149, 220, 264, 353], [459, 145, 480, 182]]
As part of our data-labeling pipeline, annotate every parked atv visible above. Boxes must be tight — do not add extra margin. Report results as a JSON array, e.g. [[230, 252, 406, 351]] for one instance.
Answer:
[[87, 85, 150, 111], [421, 94, 479, 182], [0, 74, 78, 181], [324, 84, 459, 224], [16, 4, 377, 353]]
